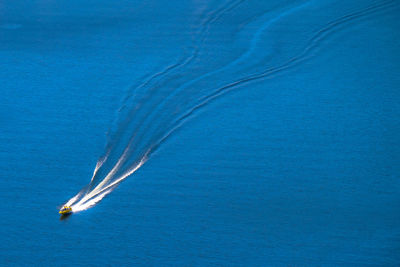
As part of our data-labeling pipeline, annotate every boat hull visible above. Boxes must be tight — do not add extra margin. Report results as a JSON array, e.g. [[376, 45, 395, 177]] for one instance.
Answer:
[[59, 206, 72, 214]]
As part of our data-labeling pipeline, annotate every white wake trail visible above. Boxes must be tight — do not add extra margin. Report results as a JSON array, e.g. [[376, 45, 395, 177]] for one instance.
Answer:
[[64, 150, 149, 213]]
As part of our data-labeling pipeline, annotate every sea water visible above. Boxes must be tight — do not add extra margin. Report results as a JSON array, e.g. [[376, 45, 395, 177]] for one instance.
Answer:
[[0, 0, 399, 265]]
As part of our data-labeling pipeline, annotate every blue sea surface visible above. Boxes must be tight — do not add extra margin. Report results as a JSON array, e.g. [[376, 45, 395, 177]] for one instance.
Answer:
[[1, 0, 399, 266]]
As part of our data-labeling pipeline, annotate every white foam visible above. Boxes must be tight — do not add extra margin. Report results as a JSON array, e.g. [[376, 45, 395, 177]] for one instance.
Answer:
[[63, 149, 149, 213]]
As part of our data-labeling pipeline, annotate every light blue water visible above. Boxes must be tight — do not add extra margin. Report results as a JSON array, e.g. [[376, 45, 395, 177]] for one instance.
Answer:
[[0, 0, 399, 265]]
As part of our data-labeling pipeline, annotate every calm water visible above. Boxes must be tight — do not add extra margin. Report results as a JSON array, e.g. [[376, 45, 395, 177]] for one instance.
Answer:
[[1, 0, 399, 265]]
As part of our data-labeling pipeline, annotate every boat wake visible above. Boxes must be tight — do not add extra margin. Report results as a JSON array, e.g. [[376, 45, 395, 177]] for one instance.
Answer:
[[60, 0, 397, 213], [64, 152, 147, 212]]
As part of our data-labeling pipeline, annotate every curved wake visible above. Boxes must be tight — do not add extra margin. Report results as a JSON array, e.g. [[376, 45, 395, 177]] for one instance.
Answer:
[[61, 0, 397, 213]]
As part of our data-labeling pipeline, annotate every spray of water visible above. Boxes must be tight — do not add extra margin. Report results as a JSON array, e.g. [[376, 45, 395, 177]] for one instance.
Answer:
[[64, 150, 149, 212]]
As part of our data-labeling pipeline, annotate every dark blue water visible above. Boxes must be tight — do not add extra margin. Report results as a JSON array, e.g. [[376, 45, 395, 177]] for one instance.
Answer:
[[1, 0, 399, 265]]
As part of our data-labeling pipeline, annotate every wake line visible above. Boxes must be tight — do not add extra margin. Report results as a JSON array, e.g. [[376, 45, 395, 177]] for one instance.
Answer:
[[100, 0, 244, 173], [119, 0, 243, 110], [110, 0, 244, 138], [70, 155, 148, 212], [60, 1, 244, 213], [100, 0, 244, 172], [64, 1, 312, 212], [143, 1, 311, 117], [110, 1, 312, 165], [139, 0, 398, 159], [66, 149, 149, 212], [61, 0, 396, 213]]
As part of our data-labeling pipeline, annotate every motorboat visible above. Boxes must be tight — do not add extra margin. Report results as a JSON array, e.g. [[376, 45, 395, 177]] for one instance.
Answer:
[[59, 205, 72, 215]]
